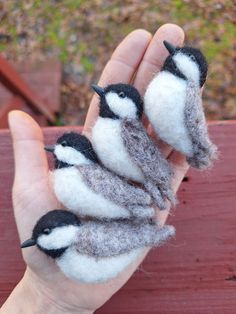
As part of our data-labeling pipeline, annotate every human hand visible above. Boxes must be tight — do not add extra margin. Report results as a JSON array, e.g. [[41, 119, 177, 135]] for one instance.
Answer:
[[2, 24, 188, 313]]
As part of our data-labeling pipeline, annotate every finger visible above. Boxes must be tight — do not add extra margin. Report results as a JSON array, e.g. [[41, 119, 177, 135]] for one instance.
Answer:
[[83, 29, 152, 136], [8, 110, 49, 187], [156, 151, 189, 225], [9, 111, 60, 240], [134, 23, 185, 95], [134, 24, 185, 157], [169, 151, 190, 193], [147, 124, 173, 158]]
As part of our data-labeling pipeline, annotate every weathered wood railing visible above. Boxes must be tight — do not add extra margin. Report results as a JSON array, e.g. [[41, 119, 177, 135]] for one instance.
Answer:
[[0, 122, 236, 313], [0, 57, 61, 128]]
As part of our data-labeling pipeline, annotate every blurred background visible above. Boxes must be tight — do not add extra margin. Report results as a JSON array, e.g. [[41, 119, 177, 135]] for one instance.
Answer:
[[0, 0, 235, 125]]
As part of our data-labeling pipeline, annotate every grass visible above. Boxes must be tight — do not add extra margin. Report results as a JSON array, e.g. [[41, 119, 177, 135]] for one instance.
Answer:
[[1, 0, 235, 120]]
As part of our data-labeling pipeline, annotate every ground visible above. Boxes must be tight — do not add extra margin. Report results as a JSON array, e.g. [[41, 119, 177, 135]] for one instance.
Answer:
[[0, 0, 235, 125]]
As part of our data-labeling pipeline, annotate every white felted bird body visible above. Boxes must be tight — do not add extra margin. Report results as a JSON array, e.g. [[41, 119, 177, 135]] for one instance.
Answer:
[[59, 246, 142, 284], [91, 83, 175, 210], [21, 210, 175, 283], [92, 116, 145, 183], [53, 164, 154, 220], [144, 41, 217, 169], [46, 132, 154, 220], [145, 71, 191, 155]]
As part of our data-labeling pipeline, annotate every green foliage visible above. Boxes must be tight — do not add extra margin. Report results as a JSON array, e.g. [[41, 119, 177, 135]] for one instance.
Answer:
[[80, 56, 94, 73], [55, 115, 64, 126], [66, 0, 85, 10], [171, 1, 194, 21], [0, 44, 5, 53], [2, 0, 235, 120], [202, 22, 236, 60]]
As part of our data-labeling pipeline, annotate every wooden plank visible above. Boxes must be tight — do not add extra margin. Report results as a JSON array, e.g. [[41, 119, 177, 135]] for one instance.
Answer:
[[0, 59, 61, 113], [0, 122, 236, 313], [0, 99, 48, 129], [0, 96, 25, 128], [0, 55, 55, 122], [16, 59, 61, 113], [0, 126, 83, 304]]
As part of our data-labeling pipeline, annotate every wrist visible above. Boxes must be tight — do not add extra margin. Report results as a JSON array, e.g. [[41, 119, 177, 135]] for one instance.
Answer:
[[1, 269, 93, 314], [1, 274, 34, 314]]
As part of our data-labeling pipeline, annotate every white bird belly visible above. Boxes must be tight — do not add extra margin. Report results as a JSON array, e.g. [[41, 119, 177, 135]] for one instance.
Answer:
[[144, 71, 193, 155], [53, 167, 129, 219], [92, 118, 144, 182], [57, 247, 143, 283]]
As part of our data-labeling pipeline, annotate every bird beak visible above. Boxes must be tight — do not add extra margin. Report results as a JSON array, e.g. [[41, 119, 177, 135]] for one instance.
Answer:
[[21, 238, 36, 248], [163, 40, 176, 54], [91, 84, 105, 97], [44, 145, 55, 153]]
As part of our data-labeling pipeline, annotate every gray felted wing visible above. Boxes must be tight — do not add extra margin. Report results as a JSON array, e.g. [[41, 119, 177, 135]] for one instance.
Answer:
[[78, 164, 151, 208], [76, 220, 175, 258], [121, 118, 175, 208], [184, 81, 218, 169]]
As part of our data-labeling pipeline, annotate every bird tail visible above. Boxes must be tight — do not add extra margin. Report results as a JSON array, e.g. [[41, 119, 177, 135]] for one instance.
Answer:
[[144, 181, 176, 210], [185, 80, 218, 169], [153, 224, 176, 247], [129, 206, 155, 220], [159, 185, 177, 207], [187, 141, 218, 169], [144, 181, 165, 209]]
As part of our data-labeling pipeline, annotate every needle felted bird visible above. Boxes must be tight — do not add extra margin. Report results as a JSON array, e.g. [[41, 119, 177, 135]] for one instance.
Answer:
[[21, 210, 175, 283], [45, 132, 155, 220], [144, 41, 217, 169], [91, 83, 175, 210]]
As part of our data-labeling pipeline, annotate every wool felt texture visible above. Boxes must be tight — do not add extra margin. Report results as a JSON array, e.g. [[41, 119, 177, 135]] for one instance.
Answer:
[[105, 92, 139, 120], [92, 83, 147, 182], [92, 117, 145, 182], [92, 117, 174, 209], [79, 164, 155, 219], [53, 166, 154, 220], [50, 132, 155, 220], [99, 84, 143, 120], [56, 132, 99, 164], [53, 167, 130, 220], [144, 70, 194, 156], [33, 209, 81, 238], [162, 45, 208, 87], [184, 81, 218, 168], [37, 224, 79, 258], [49, 132, 99, 169], [58, 247, 142, 283], [75, 219, 175, 258], [22, 210, 141, 283], [144, 45, 217, 169], [21, 209, 81, 258], [91, 83, 175, 209], [121, 118, 175, 208], [54, 144, 92, 168], [23, 210, 175, 283]]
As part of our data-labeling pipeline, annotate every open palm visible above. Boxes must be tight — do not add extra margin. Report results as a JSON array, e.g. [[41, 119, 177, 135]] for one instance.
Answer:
[[7, 24, 189, 313]]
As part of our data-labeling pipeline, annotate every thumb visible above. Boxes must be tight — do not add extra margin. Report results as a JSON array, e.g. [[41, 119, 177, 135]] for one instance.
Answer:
[[8, 111, 59, 240], [8, 110, 49, 187]]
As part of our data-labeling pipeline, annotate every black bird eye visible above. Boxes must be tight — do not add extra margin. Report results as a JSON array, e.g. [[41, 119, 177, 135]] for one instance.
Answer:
[[118, 91, 125, 98], [43, 228, 51, 235], [61, 141, 67, 147], [190, 55, 196, 62]]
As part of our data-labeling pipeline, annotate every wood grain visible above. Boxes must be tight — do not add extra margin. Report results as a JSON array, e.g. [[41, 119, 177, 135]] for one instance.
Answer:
[[0, 96, 25, 128], [0, 57, 61, 125], [0, 122, 236, 313], [0, 59, 61, 114]]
